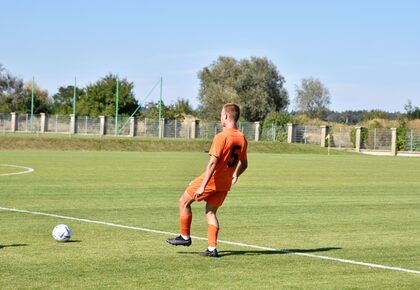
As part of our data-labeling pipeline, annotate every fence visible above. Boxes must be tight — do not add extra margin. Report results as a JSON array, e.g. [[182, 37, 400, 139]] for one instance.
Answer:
[[328, 126, 353, 149], [403, 129, 420, 152], [294, 125, 322, 145], [1, 112, 420, 154]]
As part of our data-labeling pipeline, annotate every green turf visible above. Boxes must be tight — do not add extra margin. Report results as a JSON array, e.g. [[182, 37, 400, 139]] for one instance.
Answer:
[[0, 151, 419, 289]]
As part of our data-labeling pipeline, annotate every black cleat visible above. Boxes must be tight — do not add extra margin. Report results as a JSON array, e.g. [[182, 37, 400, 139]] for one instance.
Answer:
[[166, 235, 192, 247], [200, 249, 219, 257]]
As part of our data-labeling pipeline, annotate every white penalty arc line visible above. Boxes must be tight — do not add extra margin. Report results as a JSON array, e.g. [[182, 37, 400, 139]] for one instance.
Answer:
[[0, 164, 34, 176], [1, 206, 419, 275]]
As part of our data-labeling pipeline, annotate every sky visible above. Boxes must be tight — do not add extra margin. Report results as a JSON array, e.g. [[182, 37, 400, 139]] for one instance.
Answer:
[[1, 0, 419, 112]]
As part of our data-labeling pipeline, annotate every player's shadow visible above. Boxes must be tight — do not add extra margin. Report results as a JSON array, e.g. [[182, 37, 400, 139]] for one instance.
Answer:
[[0, 243, 29, 249], [217, 247, 341, 257], [178, 247, 341, 257]]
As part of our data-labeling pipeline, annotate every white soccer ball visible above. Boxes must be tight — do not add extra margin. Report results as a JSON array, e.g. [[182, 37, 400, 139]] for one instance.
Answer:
[[52, 224, 72, 242]]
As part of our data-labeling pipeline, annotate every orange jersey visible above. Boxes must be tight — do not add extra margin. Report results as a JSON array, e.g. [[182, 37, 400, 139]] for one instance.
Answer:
[[201, 128, 248, 191]]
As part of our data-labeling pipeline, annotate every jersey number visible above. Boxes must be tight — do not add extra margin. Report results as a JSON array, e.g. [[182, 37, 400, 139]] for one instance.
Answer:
[[227, 146, 241, 168]]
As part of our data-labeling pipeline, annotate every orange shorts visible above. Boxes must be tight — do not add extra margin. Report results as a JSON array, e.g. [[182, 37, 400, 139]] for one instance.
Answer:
[[186, 177, 228, 207]]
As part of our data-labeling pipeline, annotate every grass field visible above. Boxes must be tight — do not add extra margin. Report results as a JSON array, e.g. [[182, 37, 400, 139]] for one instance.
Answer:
[[1, 150, 419, 289]]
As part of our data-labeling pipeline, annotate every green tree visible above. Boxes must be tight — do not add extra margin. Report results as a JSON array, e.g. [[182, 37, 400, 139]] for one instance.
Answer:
[[52, 86, 84, 115], [198, 56, 289, 121], [0, 64, 25, 113], [173, 98, 194, 116], [77, 74, 138, 117], [21, 81, 51, 114], [404, 100, 420, 120], [364, 110, 389, 121], [294, 77, 331, 119]]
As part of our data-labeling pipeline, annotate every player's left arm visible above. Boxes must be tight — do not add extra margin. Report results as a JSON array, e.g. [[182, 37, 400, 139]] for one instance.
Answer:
[[232, 159, 248, 185], [194, 155, 218, 198]]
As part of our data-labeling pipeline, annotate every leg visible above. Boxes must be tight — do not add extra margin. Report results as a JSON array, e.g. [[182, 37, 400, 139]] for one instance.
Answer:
[[205, 202, 220, 255], [205, 202, 219, 228], [179, 191, 194, 216], [166, 191, 194, 246], [179, 191, 194, 239]]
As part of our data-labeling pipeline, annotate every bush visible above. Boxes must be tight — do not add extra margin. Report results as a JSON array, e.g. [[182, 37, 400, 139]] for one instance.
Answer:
[[350, 127, 368, 148]]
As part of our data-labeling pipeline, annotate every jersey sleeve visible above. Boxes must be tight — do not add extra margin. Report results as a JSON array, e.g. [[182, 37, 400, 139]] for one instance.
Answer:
[[209, 133, 225, 158]]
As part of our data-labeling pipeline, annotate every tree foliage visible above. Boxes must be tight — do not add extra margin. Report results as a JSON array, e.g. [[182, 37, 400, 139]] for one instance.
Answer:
[[404, 100, 420, 120], [139, 98, 195, 120], [0, 64, 26, 113], [294, 77, 331, 119], [77, 74, 138, 117], [198, 56, 289, 121], [52, 86, 84, 115]]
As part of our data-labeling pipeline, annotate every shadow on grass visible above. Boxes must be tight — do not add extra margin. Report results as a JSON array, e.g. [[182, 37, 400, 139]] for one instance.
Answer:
[[0, 243, 29, 249], [59, 240, 82, 243], [178, 247, 341, 257]]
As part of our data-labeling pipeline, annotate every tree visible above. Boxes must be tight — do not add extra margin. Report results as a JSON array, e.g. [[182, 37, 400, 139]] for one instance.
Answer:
[[404, 100, 420, 120], [21, 81, 51, 114], [198, 56, 289, 121], [173, 98, 194, 116], [52, 86, 84, 115], [294, 77, 331, 119], [0, 64, 25, 113], [77, 74, 138, 117], [0, 65, 51, 114], [364, 110, 389, 121]]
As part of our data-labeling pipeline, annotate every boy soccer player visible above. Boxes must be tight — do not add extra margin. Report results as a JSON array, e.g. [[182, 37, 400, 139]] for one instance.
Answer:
[[166, 103, 248, 257]]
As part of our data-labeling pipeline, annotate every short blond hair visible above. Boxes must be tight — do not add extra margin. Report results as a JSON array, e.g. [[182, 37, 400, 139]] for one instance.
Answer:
[[223, 103, 240, 122]]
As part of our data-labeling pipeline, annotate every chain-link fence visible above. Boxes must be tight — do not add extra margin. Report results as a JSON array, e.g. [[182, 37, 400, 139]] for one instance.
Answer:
[[328, 126, 353, 149], [260, 124, 287, 142], [1, 112, 419, 153], [0, 113, 11, 132], [403, 129, 420, 152], [294, 125, 322, 145], [364, 128, 392, 150]]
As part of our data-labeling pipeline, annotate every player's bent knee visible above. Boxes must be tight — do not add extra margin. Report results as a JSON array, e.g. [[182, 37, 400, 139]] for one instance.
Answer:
[[179, 191, 193, 208]]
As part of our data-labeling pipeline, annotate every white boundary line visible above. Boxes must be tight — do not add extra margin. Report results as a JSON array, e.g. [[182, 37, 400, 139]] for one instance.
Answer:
[[0, 164, 34, 177], [1, 206, 419, 275]]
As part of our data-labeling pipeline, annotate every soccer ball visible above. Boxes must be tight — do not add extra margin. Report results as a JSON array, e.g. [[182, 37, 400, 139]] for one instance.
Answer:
[[52, 224, 72, 242]]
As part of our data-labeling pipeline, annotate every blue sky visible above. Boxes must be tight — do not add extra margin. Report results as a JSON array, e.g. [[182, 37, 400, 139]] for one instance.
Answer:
[[1, 0, 419, 112]]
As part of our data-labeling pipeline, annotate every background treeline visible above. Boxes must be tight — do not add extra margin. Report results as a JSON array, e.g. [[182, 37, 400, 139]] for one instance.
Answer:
[[1, 59, 419, 128]]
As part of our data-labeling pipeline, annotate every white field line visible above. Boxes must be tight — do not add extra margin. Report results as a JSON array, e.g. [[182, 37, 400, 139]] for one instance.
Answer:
[[1, 206, 419, 275], [0, 164, 34, 176]]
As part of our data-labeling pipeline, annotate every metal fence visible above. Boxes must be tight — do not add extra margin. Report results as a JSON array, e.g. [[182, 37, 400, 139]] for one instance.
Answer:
[[260, 124, 287, 142], [328, 126, 353, 149], [403, 129, 420, 152], [295, 125, 322, 145], [364, 128, 392, 150], [2, 112, 420, 152]]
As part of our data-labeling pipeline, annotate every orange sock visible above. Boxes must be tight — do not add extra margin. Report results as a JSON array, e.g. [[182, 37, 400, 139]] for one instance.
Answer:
[[208, 224, 219, 247], [180, 214, 192, 236]]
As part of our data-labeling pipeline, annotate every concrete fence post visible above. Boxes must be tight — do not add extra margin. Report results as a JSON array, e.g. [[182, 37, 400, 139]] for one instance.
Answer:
[[391, 128, 397, 156], [11, 112, 18, 132], [129, 117, 137, 137], [287, 123, 296, 143], [159, 118, 165, 139], [40, 113, 47, 133], [355, 127, 361, 152], [191, 119, 200, 139], [99, 116, 106, 135], [254, 122, 260, 142], [320, 125, 329, 147], [70, 114, 77, 134]]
